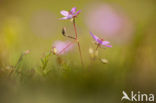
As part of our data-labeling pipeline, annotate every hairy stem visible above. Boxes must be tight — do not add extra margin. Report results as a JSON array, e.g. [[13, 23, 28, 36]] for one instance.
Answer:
[[73, 18, 83, 66], [73, 18, 78, 39]]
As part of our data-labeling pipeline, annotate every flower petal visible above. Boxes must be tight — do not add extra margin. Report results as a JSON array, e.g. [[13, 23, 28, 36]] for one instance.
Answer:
[[74, 10, 81, 16], [60, 10, 69, 16], [59, 17, 69, 20], [59, 15, 73, 20], [71, 7, 77, 13], [90, 32, 99, 41], [102, 41, 110, 45], [90, 32, 102, 44], [104, 45, 112, 48]]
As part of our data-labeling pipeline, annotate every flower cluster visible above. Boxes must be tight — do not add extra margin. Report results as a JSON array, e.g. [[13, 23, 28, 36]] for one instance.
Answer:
[[52, 7, 112, 65], [59, 7, 81, 20], [90, 32, 112, 48]]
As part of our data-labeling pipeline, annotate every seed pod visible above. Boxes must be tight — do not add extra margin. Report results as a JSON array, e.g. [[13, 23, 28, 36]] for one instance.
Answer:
[[62, 27, 66, 36]]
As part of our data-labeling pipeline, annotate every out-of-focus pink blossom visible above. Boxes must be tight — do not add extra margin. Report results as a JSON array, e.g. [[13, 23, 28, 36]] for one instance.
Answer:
[[52, 41, 74, 55], [85, 4, 133, 43], [59, 7, 81, 20], [90, 32, 112, 48]]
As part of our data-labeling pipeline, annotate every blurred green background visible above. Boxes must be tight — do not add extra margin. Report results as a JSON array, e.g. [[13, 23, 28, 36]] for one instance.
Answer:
[[0, 0, 156, 103]]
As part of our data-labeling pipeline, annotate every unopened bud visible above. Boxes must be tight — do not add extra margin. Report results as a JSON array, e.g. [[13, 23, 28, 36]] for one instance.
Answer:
[[100, 58, 108, 64], [89, 48, 94, 58], [51, 47, 57, 55], [62, 27, 66, 36], [89, 48, 94, 54]]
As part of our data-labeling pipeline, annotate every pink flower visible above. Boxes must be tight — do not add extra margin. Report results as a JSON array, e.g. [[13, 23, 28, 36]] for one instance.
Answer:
[[90, 32, 112, 48], [59, 7, 81, 20], [52, 41, 74, 55], [85, 4, 133, 43]]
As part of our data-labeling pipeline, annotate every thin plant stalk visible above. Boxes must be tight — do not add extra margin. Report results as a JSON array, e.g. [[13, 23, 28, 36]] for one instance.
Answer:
[[58, 42, 73, 55], [73, 18, 83, 66], [77, 42, 83, 65], [95, 43, 100, 51], [9, 51, 29, 77]]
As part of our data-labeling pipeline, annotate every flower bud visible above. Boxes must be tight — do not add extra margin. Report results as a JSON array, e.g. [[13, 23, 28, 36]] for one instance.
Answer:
[[62, 27, 66, 36], [89, 48, 94, 58], [51, 47, 57, 55], [100, 58, 108, 64]]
